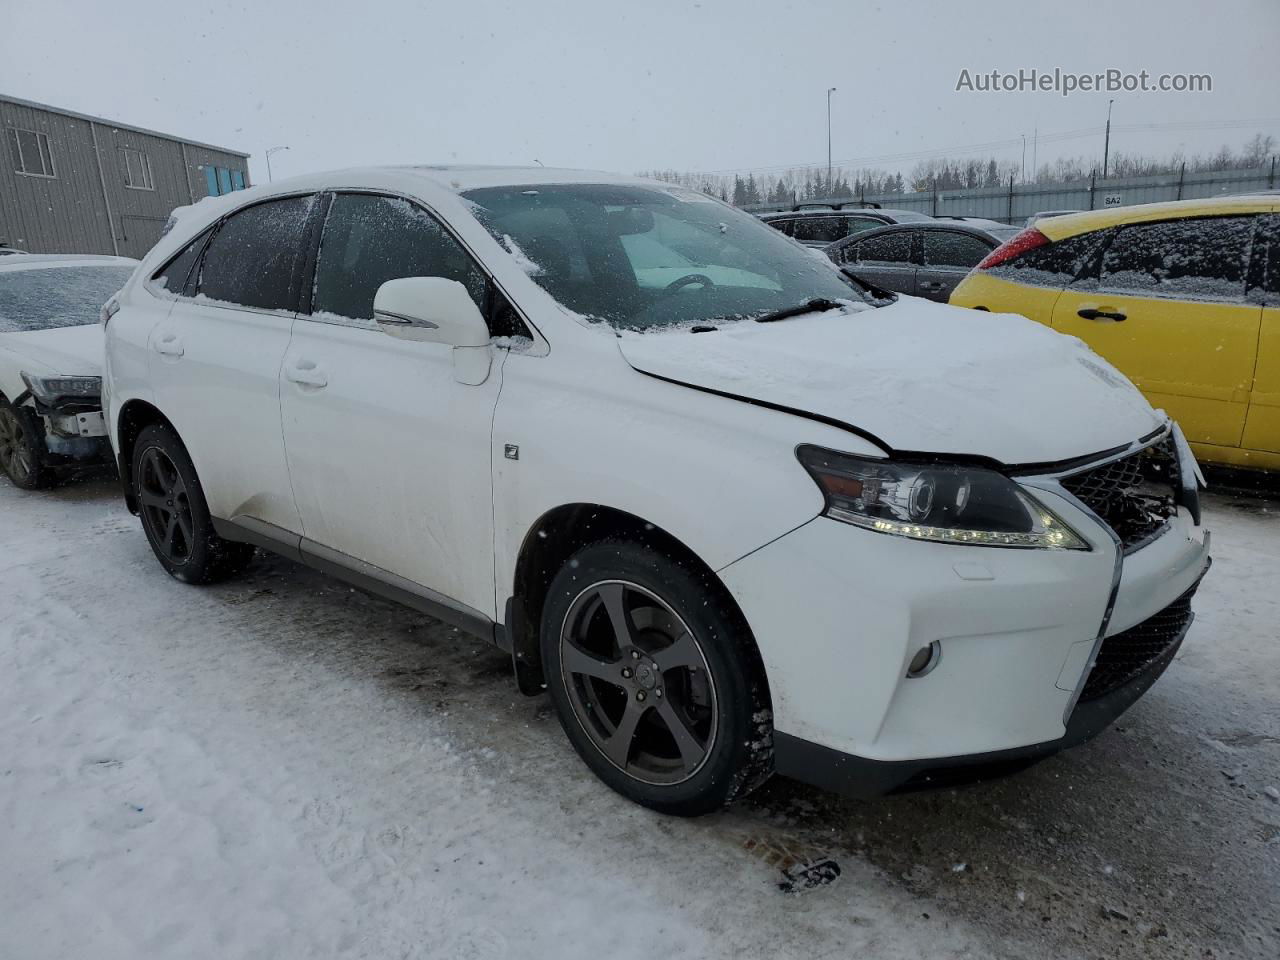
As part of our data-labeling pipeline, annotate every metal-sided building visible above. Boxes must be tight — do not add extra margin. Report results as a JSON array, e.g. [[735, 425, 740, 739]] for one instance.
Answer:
[[1, 94, 251, 258]]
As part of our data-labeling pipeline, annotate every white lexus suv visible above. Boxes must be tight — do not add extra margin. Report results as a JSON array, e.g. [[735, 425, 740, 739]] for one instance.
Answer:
[[102, 167, 1210, 815]]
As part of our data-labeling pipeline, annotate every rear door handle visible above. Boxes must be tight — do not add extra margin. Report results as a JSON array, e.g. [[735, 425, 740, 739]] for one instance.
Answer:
[[918, 281, 945, 290], [285, 360, 328, 388], [1077, 308, 1127, 322], [154, 333, 184, 357]]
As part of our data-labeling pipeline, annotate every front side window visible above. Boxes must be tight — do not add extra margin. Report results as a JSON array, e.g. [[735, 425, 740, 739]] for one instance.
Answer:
[[122, 148, 154, 190], [463, 184, 871, 331], [857, 231, 914, 265], [791, 217, 848, 245], [1099, 216, 1255, 302], [923, 232, 991, 269], [0, 265, 136, 332], [763, 217, 792, 236], [196, 195, 315, 311], [7, 127, 55, 177], [312, 193, 486, 323]]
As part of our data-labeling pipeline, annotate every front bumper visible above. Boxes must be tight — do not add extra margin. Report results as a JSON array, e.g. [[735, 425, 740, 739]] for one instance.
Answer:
[[719, 481, 1210, 793]]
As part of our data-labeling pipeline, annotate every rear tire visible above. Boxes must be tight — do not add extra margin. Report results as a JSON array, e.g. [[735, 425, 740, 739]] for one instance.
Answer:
[[0, 398, 55, 490], [131, 422, 255, 584], [541, 539, 773, 816]]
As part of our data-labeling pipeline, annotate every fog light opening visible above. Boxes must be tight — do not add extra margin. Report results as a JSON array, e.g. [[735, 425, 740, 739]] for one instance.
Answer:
[[906, 641, 941, 678]]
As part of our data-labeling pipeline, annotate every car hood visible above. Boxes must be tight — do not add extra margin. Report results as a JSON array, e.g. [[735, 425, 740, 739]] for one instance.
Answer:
[[0, 325, 103, 378], [616, 298, 1163, 466]]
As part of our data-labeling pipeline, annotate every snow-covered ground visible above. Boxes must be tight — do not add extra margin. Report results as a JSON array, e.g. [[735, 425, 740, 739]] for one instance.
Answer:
[[2, 476, 1277, 959]]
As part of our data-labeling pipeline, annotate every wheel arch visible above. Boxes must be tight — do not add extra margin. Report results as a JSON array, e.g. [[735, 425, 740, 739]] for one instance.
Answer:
[[116, 399, 177, 514], [507, 502, 770, 704]]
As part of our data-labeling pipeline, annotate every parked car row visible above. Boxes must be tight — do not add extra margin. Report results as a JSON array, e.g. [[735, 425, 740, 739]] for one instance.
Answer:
[[1, 169, 1215, 819]]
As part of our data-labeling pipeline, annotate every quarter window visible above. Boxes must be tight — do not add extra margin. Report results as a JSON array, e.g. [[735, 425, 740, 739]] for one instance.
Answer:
[[122, 147, 154, 190], [196, 195, 315, 311], [7, 127, 55, 177], [923, 232, 991, 268], [1099, 216, 1255, 302], [151, 227, 213, 296], [857, 231, 914, 264], [312, 193, 486, 323]]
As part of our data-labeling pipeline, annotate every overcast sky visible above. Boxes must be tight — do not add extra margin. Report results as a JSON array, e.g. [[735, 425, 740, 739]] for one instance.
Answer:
[[3, 0, 1277, 185]]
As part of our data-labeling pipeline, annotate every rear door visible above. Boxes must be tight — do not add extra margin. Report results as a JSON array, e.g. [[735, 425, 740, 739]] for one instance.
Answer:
[[146, 194, 316, 532], [1050, 214, 1263, 449], [916, 230, 993, 301], [1243, 213, 1280, 455], [839, 229, 916, 295]]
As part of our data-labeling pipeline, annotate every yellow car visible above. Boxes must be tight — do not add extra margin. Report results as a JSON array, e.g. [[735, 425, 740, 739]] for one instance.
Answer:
[[950, 195, 1279, 472]]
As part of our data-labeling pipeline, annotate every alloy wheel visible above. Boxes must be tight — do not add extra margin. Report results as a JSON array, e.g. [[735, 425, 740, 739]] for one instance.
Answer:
[[137, 446, 195, 564], [559, 580, 718, 785], [0, 407, 33, 482]]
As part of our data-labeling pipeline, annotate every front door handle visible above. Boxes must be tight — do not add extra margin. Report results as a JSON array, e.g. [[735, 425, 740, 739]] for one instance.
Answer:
[[918, 281, 945, 290], [285, 361, 328, 388], [1077, 307, 1127, 322], [154, 333, 184, 357]]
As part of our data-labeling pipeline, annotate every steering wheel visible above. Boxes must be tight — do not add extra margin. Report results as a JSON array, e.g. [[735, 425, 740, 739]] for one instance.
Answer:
[[662, 273, 715, 295]]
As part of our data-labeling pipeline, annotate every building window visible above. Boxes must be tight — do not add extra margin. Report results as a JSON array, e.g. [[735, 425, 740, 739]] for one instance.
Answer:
[[7, 127, 56, 178], [122, 147, 155, 190], [202, 165, 248, 197]]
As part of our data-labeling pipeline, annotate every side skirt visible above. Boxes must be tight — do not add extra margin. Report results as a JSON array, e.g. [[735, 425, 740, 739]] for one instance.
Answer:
[[211, 516, 505, 651]]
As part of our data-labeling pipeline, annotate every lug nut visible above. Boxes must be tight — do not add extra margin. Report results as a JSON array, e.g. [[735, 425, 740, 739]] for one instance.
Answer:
[[655, 688, 663, 698], [631, 650, 641, 660], [636, 691, 646, 702], [621, 667, 633, 679]]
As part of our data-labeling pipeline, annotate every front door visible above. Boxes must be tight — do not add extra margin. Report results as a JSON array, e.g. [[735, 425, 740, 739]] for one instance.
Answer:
[[1051, 214, 1264, 448], [279, 191, 503, 617], [146, 193, 317, 532]]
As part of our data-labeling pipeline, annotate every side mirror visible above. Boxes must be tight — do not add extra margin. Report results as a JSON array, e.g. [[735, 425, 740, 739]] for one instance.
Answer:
[[373, 277, 489, 347]]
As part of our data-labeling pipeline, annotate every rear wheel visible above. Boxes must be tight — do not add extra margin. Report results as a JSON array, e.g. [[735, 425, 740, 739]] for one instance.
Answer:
[[131, 422, 255, 583], [541, 540, 772, 816], [0, 398, 54, 490]]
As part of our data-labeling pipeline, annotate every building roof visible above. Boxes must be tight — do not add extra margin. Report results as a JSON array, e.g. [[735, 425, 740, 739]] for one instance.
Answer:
[[0, 93, 249, 158]]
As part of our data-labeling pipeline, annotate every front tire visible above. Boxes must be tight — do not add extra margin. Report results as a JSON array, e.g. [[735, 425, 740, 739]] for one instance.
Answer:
[[541, 540, 772, 816], [131, 422, 255, 584], [0, 398, 55, 490]]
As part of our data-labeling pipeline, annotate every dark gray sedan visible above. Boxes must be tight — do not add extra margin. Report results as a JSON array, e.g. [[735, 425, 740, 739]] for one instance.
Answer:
[[824, 221, 1020, 301]]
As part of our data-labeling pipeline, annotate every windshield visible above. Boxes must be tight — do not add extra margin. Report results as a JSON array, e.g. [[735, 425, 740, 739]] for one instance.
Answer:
[[0, 265, 135, 333], [462, 184, 875, 331]]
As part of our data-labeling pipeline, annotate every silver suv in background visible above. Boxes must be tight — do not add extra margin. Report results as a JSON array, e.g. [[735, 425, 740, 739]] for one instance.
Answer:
[[760, 202, 932, 246]]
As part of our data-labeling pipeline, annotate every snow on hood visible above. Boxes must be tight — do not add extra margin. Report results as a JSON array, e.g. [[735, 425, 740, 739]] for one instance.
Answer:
[[0, 325, 103, 377], [616, 298, 1163, 466]]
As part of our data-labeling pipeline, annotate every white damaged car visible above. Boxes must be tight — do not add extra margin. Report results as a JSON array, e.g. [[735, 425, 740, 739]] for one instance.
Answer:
[[101, 167, 1209, 815], [0, 255, 136, 489]]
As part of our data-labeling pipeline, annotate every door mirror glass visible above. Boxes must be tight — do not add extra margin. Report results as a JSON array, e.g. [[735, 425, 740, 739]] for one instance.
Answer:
[[373, 276, 490, 346]]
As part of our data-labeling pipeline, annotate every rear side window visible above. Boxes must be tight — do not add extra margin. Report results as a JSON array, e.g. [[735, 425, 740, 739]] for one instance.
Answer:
[[197, 195, 315, 311], [311, 193, 486, 323], [991, 230, 1108, 287], [791, 217, 848, 245], [843, 216, 886, 238], [857, 231, 914, 265], [151, 228, 211, 296], [1099, 215, 1255, 302], [923, 232, 991, 268]]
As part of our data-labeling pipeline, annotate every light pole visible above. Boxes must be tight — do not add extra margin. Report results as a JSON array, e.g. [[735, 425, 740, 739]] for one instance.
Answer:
[[1021, 134, 1026, 183], [265, 145, 290, 183], [1102, 99, 1115, 180], [826, 87, 837, 196]]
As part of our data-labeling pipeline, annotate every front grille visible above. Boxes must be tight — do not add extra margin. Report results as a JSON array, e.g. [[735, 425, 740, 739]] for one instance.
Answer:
[[1060, 436, 1180, 551], [1078, 583, 1197, 702]]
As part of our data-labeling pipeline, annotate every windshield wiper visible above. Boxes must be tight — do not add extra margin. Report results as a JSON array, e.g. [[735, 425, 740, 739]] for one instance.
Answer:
[[752, 298, 843, 324]]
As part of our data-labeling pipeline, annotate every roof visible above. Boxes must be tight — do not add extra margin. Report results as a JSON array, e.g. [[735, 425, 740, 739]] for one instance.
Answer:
[[760, 207, 930, 221], [1036, 194, 1279, 241], [0, 254, 138, 272], [827, 220, 1012, 248], [0, 93, 250, 158]]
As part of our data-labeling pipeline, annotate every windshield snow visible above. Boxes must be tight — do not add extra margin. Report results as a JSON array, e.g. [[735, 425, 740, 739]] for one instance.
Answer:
[[0, 265, 135, 332], [463, 184, 874, 331]]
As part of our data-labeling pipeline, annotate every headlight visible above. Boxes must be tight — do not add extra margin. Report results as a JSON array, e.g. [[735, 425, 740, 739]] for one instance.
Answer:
[[797, 445, 1088, 550], [20, 372, 102, 404]]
